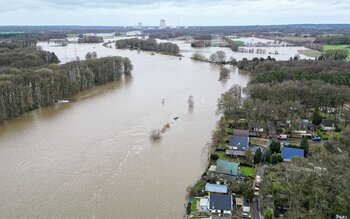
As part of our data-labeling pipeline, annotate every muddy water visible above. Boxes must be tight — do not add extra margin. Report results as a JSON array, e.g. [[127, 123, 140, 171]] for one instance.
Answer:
[[0, 40, 251, 218]]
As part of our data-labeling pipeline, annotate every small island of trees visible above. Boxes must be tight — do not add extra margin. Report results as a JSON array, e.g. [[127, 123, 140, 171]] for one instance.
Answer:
[[115, 38, 180, 56]]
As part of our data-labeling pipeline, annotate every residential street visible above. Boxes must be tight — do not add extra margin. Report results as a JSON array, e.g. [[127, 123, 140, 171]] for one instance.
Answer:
[[252, 121, 276, 219]]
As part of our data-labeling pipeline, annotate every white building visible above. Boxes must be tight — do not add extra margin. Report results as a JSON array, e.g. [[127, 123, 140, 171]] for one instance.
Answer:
[[159, 19, 166, 29]]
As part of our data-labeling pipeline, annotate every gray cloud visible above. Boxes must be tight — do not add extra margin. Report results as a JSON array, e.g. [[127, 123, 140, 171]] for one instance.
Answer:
[[0, 0, 349, 25]]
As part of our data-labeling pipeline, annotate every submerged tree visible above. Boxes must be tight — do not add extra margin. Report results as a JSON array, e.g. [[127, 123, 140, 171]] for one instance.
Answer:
[[219, 66, 230, 81], [85, 52, 92, 60], [150, 129, 162, 141], [188, 95, 194, 108]]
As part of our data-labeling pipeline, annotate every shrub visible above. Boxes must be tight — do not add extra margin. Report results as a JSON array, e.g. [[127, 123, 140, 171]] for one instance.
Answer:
[[210, 154, 219, 161], [265, 208, 273, 219]]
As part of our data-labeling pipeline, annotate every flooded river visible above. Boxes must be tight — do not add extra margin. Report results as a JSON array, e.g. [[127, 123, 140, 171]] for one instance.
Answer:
[[0, 37, 306, 218]]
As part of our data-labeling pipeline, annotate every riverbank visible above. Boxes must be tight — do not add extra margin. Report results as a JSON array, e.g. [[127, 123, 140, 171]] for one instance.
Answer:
[[186, 58, 350, 218], [0, 56, 133, 122]]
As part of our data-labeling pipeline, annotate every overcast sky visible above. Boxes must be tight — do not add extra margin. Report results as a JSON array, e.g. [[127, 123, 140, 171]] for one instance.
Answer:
[[0, 0, 349, 26]]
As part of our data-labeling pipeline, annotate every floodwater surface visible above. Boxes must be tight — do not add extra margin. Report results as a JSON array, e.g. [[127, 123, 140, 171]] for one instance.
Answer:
[[0, 39, 250, 218]]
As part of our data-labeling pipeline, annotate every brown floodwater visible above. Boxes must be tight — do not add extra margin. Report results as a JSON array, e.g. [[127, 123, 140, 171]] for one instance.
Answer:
[[0, 39, 250, 218]]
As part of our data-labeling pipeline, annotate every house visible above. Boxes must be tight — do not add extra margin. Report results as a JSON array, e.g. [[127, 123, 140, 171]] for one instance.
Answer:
[[228, 135, 249, 150], [282, 146, 304, 161], [199, 196, 209, 211], [300, 119, 314, 131], [321, 119, 336, 131], [209, 194, 233, 215], [205, 183, 228, 194], [232, 129, 249, 137], [208, 160, 239, 181], [216, 160, 239, 177], [226, 145, 258, 157], [226, 149, 245, 157]]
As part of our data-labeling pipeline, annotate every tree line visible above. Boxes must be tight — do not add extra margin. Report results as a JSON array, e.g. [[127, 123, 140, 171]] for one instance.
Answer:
[[0, 43, 133, 121], [115, 38, 180, 55], [237, 59, 350, 86], [314, 35, 350, 45]]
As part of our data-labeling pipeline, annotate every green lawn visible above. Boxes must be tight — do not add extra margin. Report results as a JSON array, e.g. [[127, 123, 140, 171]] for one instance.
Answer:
[[66, 33, 79, 37], [232, 40, 245, 46], [191, 180, 206, 197], [323, 45, 350, 58], [250, 137, 269, 146], [240, 166, 255, 177], [191, 198, 198, 212], [213, 151, 230, 161], [224, 127, 233, 134], [213, 151, 241, 162]]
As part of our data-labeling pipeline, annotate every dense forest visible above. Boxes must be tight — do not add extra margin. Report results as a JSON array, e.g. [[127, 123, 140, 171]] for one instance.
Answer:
[[115, 38, 180, 55], [314, 35, 350, 45], [237, 59, 350, 86], [0, 42, 59, 68], [0, 42, 133, 121]]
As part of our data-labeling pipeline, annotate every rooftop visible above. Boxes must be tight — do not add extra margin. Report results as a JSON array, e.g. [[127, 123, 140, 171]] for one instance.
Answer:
[[205, 183, 228, 194], [209, 194, 233, 211], [216, 159, 239, 176], [232, 129, 249, 137], [228, 136, 249, 151], [235, 197, 243, 206], [282, 146, 304, 161], [321, 119, 336, 127]]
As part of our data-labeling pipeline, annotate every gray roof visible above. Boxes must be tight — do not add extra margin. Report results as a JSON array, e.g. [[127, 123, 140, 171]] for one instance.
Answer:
[[205, 183, 228, 194], [209, 194, 233, 211], [232, 129, 249, 137], [226, 149, 245, 157], [216, 160, 239, 176], [228, 136, 249, 151]]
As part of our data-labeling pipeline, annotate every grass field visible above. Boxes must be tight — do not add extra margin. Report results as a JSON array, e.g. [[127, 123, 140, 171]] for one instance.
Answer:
[[298, 49, 322, 58], [250, 138, 269, 147], [191, 198, 198, 212], [224, 127, 233, 134], [66, 34, 79, 37], [232, 40, 245, 46], [213, 151, 241, 162], [323, 45, 350, 59], [240, 166, 255, 177]]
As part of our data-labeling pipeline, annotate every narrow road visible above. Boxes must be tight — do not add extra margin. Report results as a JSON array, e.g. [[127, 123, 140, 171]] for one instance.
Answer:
[[253, 121, 276, 219]]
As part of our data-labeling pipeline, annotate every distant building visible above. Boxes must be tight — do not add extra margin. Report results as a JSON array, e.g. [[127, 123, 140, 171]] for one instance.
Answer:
[[137, 22, 143, 30], [159, 19, 166, 29], [126, 31, 142, 36], [282, 146, 304, 162]]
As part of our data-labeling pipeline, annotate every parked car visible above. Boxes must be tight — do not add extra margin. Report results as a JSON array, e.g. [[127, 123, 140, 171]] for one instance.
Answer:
[[312, 136, 321, 142], [278, 134, 287, 140]]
